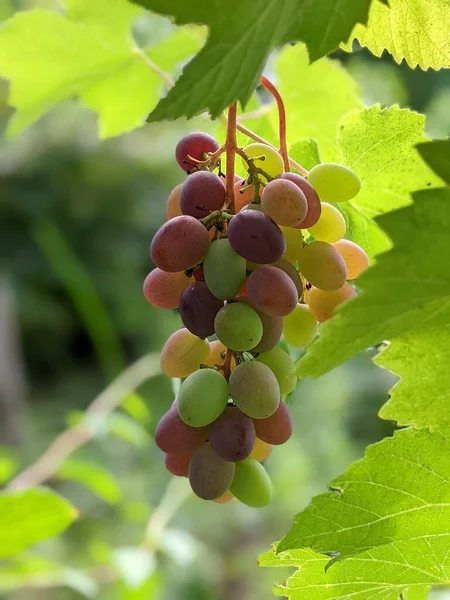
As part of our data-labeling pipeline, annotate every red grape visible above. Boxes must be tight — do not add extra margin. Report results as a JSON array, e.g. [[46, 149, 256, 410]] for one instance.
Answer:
[[180, 171, 226, 218], [247, 266, 298, 317], [179, 281, 224, 339], [227, 210, 286, 264], [280, 173, 321, 228], [253, 402, 292, 445], [143, 268, 193, 309], [176, 132, 219, 172], [155, 407, 208, 454], [165, 451, 192, 477]]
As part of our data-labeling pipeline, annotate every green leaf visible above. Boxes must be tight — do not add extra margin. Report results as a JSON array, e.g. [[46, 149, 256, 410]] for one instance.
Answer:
[[0, 0, 201, 137], [417, 139, 450, 185], [121, 392, 152, 425], [140, 0, 372, 121], [279, 427, 450, 558], [346, 0, 450, 70], [57, 460, 122, 505], [289, 139, 321, 171], [337, 202, 391, 258], [0, 488, 76, 558], [107, 413, 151, 447]]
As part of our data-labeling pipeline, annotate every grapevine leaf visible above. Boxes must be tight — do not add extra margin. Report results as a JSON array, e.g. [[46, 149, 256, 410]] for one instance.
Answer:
[[57, 460, 122, 505], [337, 202, 391, 258], [0, 488, 76, 558], [279, 427, 450, 558], [138, 0, 373, 121], [289, 139, 321, 172], [417, 140, 450, 185], [0, 0, 201, 138], [345, 0, 450, 70]]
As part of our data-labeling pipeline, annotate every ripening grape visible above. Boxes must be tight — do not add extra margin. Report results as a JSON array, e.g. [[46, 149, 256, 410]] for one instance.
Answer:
[[283, 303, 318, 347], [306, 283, 357, 322], [176, 132, 219, 172], [180, 171, 226, 219], [256, 348, 296, 396], [250, 438, 273, 461], [177, 368, 229, 427], [230, 459, 273, 508], [261, 179, 307, 227], [234, 179, 261, 212], [209, 407, 256, 462], [242, 143, 284, 180], [247, 266, 298, 317], [281, 226, 304, 265], [252, 311, 283, 352], [204, 340, 237, 371], [188, 443, 235, 500], [214, 490, 234, 504], [160, 328, 209, 378], [229, 361, 280, 419], [150, 215, 210, 272], [271, 258, 303, 297], [332, 239, 369, 279], [155, 407, 208, 454], [203, 238, 247, 300], [280, 173, 321, 228], [165, 451, 192, 477], [253, 401, 292, 445], [143, 268, 193, 310], [307, 163, 361, 203], [179, 282, 224, 339], [214, 303, 263, 351], [166, 184, 183, 220], [227, 210, 286, 264], [297, 241, 347, 291], [308, 202, 346, 243]]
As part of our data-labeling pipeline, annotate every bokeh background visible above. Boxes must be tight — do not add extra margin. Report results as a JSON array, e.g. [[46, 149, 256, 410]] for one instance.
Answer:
[[1, 1, 449, 599]]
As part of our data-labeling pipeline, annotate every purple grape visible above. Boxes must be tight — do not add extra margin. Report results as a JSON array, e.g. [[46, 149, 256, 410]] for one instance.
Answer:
[[227, 211, 286, 264], [209, 407, 256, 462], [180, 170, 226, 219], [155, 407, 208, 454], [176, 132, 219, 172], [179, 281, 224, 339], [188, 443, 235, 500]]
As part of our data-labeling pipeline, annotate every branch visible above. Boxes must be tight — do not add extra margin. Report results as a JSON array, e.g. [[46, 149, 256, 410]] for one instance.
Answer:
[[260, 76, 289, 172], [225, 102, 238, 212], [7, 354, 161, 490]]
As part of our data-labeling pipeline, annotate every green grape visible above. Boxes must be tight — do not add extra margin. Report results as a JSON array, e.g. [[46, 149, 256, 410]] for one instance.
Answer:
[[229, 361, 280, 419], [214, 303, 263, 351], [160, 328, 209, 378], [241, 143, 284, 181], [307, 163, 361, 203], [256, 348, 296, 396], [283, 304, 318, 347], [297, 241, 347, 291], [230, 459, 273, 507], [308, 202, 346, 243], [280, 226, 304, 265], [306, 283, 356, 322], [203, 238, 247, 300], [333, 239, 369, 279], [177, 368, 229, 427]]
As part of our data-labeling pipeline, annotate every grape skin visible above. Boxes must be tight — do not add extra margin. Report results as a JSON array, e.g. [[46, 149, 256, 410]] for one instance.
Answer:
[[230, 459, 273, 508], [165, 451, 192, 477], [280, 173, 321, 228], [177, 368, 229, 427], [247, 266, 298, 317], [179, 282, 224, 339], [188, 443, 236, 500], [271, 258, 303, 297], [150, 215, 210, 273], [175, 132, 219, 172], [203, 238, 247, 300], [229, 361, 280, 419], [280, 226, 304, 265], [155, 407, 208, 454], [306, 283, 357, 322], [283, 303, 318, 347], [166, 184, 183, 220], [250, 438, 273, 461], [209, 407, 256, 462], [253, 401, 292, 445], [143, 268, 193, 310], [228, 210, 286, 264], [204, 340, 237, 371], [180, 171, 226, 219], [297, 241, 347, 291], [261, 179, 307, 227], [308, 202, 346, 243], [214, 303, 263, 352], [307, 163, 361, 203], [332, 239, 369, 279], [256, 348, 296, 396], [160, 328, 209, 378], [214, 490, 234, 504], [242, 143, 284, 180]]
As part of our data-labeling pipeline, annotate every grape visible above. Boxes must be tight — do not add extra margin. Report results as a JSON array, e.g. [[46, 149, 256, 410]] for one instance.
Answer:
[[230, 459, 273, 507], [165, 451, 192, 477], [177, 368, 229, 427], [256, 348, 296, 396], [160, 328, 209, 378], [203, 238, 247, 300], [261, 179, 307, 227], [306, 283, 356, 322], [229, 361, 280, 419], [251, 311, 283, 352], [155, 407, 208, 454], [332, 239, 369, 279], [307, 163, 361, 203], [188, 443, 236, 500], [238, 276, 248, 298], [214, 490, 234, 504], [241, 143, 284, 180], [280, 173, 321, 228], [166, 184, 183, 220], [283, 303, 318, 347], [250, 438, 273, 461], [214, 303, 263, 351], [247, 266, 298, 317], [180, 171, 226, 219], [209, 407, 256, 462], [271, 258, 303, 297], [227, 211, 286, 264], [297, 241, 347, 291], [204, 340, 237, 371], [308, 202, 346, 243], [179, 282, 224, 339], [176, 132, 219, 172], [253, 401, 292, 445], [234, 179, 261, 212], [143, 268, 193, 310], [280, 226, 304, 265], [150, 215, 210, 273]]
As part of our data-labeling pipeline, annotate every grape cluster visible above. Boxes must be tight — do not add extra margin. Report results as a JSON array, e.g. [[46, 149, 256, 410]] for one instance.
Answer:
[[144, 131, 368, 507]]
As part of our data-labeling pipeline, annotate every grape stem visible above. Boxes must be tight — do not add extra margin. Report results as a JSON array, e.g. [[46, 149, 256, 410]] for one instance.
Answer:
[[225, 102, 238, 213], [222, 348, 234, 381], [260, 76, 290, 172]]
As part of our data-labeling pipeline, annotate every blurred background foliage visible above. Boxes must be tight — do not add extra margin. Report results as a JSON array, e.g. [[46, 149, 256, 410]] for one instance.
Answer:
[[0, 0, 449, 598]]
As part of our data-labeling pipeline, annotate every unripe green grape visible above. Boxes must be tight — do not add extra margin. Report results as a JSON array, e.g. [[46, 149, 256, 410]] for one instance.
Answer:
[[214, 303, 263, 351], [297, 241, 347, 291], [230, 459, 273, 507], [307, 163, 361, 203], [256, 348, 296, 396], [203, 238, 247, 300], [308, 202, 346, 243], [229, 361, 280, 419], [242, 143, 284, 181], [177, 368, 229, 427], [306, 283, 357, 322], [283, 304, 318, 347], [160, 328, 209, 378], [332, 239, 369, 279], [280, 226, 304, 265]]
